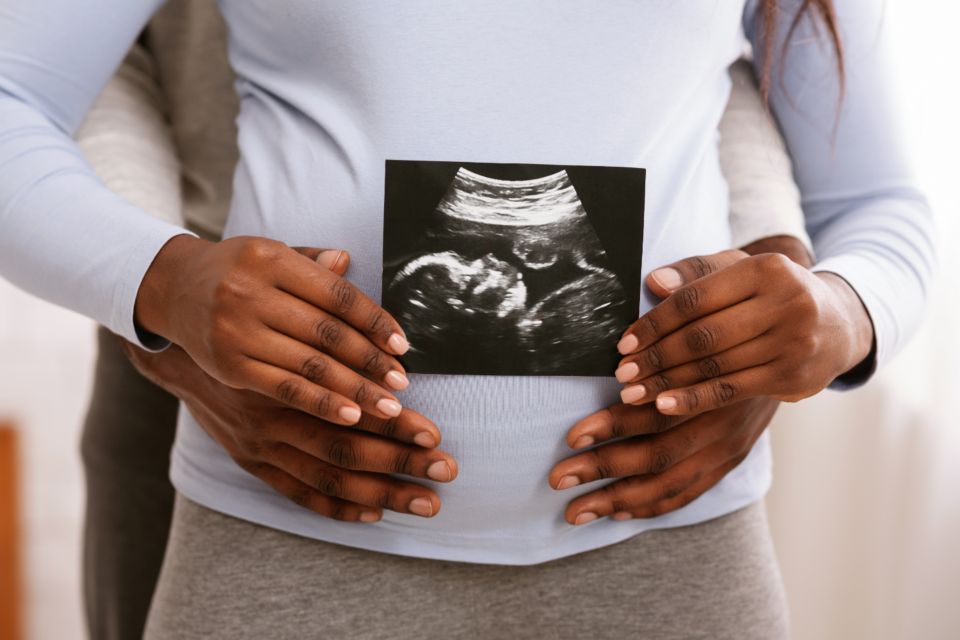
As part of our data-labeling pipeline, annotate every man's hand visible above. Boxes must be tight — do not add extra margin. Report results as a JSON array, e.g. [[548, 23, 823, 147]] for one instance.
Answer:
[[613, 246, 873, 415], [120, 339, 458, 522], [135, 237, 411, 427], [549, 235, 815, 523], [548, 397, 777, 524]]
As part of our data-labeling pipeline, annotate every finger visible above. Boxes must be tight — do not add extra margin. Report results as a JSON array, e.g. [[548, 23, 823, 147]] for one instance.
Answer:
[[655, 366, 776, 417], [618, 334, 781, 403], [281, 417, 457, 482], [291, 247, 351, 276], [563, 403, 690, 449], [645, 249, 748, 298], [352, 407, 443, 448], [273, 444, 442, 518], [550, 412, 729, 489], [278, 252, 410, 356], [615, 297, 771, 382], [563, 437, 749, 525], [246, 332, 403, 421], [241, 460, 380, 522], [262, 290, 409, 391], [617, 258, 759, 356]]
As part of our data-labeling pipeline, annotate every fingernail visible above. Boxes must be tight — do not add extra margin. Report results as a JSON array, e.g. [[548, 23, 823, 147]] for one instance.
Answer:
[[657, 395, 678, 411], [612, 511, 632, 521], [316, 249, 343, 271], [556, 475, 581, 490], [615, 362, 640, 383], [426, 460, 452, 482], [572, 435, 595, 449], [385, 370, 409, 391], [651, 267, 684, 291], [574, 512, 598, 525], [388, 333, 410, 355], [338, 406, 361, 424], [359, 511, 381, 523], [376, 398, 402, 417], [409, 497, 434, 517], [620, 384, 647, 404], [617, 334, 639, 355], [413, 432, 437, 448]]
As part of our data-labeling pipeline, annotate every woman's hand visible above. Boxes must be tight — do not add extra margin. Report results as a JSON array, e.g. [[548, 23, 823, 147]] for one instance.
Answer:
[[120, 338, 457, 522], [135, 236, 410, 427], [548, 397, 778, 524], [613, 250, 874, 415]]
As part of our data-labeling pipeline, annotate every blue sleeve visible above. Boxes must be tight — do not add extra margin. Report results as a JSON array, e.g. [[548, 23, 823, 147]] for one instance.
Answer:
[[0, 0, 191, 348], [743, 0, 937, 387]]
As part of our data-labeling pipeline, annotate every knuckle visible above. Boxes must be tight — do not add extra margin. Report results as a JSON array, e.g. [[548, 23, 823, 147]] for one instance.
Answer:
[[378, 415, 399, 440], [644, 344, 665, 371], [589, 450, 613, 480], [316, 468, 345, 497], [658, 480, 685, 501], [713, 380, 738, 405], [329, 278, 357, 313], [673, 286, 701, 316], [352, 381, 372, 405], [239, 237, 281, 264], [289, 488, 313, 509], [326, 437, 359, 469], [299, 355, 329, 383], [651, 410, 675, 433], [697, 356, 722, 380], [685, 324, 718, 354], [312, 317, 343, 350], [649, 373, 672, 394], [684, 387, 703, 411], [314, 390, 334, 418], [275, 378, 303, 405], [361, 348, 388, 376], [688, 255, 714, 279], [759, 252, 793, 274], [330, 502, 352, 521], [648, 445, 674, 475], [391, 448, 413, 475], [641, 314, 660, 341], [365, 309, 389, 339]]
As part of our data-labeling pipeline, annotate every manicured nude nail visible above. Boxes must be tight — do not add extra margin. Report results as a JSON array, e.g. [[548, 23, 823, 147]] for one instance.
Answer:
[[359, 511, 381, 523], [414, 432, 437, 448], [385, 370, 409, 391], [657, 395, 678, 411], [651, 267, 684, 291], [376, 398, 402, 417], [620, 384, 647, 404], [617, 334, 639, 355], [387, 333, 410, 355], [572, 435, 595, 450], [615, 362, 640, 383], [409, 497, 434, 517], [338, 406, 361, 424], [556, 475, 580, 490], [612, 511, 632, 521], [574, 512, 598, 525], [315, 249, 343, 271], [427, 460, 452, 482]]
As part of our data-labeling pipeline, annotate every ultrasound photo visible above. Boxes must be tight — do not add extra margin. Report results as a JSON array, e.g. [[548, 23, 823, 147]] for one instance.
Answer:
[[382, 161, 645, 376]]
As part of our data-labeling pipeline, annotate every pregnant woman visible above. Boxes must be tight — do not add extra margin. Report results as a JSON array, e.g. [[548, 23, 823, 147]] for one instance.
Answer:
[[0, 1, 934, 638]]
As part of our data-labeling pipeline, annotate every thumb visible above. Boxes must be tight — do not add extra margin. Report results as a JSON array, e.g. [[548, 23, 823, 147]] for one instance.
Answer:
[[646, 249, 747, 298], [292, 247, 351, 276]]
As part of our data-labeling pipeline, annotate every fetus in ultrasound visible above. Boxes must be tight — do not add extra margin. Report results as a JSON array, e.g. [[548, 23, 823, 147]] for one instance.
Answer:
[[382, 163, 644, 376]]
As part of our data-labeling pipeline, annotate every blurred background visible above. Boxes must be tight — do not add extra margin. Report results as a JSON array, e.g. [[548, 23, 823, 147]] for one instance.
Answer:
[[0, 1, 957, 638]]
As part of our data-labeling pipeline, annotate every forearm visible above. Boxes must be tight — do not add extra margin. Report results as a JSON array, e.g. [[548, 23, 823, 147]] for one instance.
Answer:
[[0, 0, 191, 348]]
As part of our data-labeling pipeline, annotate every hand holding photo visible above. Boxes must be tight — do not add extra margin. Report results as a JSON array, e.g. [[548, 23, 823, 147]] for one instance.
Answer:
[[382, 161, 645, 376]]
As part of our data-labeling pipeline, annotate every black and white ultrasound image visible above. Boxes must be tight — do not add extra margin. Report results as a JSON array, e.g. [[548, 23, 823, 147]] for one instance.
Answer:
[[382, 161, 645, 376]]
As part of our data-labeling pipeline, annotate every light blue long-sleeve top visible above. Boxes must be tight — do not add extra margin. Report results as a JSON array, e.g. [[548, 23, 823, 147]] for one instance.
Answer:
[[0, 0, 935, 564]]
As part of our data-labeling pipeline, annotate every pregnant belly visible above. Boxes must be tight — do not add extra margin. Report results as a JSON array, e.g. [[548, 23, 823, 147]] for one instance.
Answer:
[[378, 373, 622, 537]]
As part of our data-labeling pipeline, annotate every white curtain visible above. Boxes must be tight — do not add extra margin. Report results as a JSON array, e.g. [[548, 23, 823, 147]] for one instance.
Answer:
[[767, 2, 960, 637]]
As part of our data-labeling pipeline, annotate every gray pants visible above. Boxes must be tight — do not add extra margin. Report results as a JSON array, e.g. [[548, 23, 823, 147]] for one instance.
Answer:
[[145, 495, 788, 640], [80, 327, 179, 640]]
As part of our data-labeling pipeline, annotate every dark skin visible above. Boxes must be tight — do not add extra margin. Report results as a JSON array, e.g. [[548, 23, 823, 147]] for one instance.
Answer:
[[547, 235, 856, 525], [125, 249, 458, 522], [129, 235, 841, 525]]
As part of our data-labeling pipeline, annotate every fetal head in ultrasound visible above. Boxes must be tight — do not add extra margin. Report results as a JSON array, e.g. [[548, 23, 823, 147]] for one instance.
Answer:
[[382, 161, 645, 376]]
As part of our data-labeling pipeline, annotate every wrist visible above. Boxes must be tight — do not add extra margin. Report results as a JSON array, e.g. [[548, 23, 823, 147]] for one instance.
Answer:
[[815, 271, 875, 376], [134, 234, 209, 342]]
